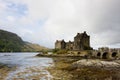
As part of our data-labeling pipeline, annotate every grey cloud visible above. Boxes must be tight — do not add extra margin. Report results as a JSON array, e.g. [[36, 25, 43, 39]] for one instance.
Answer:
[[0, 0, 120, 48]]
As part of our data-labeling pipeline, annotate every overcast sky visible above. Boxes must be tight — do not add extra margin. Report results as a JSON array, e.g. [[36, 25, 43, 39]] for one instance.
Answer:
[[0, 0, 120, 49]]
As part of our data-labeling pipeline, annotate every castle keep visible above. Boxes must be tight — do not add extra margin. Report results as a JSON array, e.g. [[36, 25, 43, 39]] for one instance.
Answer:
[[55, 31, 92, 50]]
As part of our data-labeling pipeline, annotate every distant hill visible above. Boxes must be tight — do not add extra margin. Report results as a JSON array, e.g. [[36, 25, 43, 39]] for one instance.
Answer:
[[0, 29, 49, 52], [23, 42, 49, 52]]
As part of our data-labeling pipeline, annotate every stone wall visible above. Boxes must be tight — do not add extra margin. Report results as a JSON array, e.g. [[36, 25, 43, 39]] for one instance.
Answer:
[[55, 40, 66, 49]]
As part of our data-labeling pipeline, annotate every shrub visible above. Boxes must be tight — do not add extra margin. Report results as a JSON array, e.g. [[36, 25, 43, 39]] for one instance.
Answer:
[[52, 49, 68, 54], [52, 48, 60, 53], [56, 49, 68, 54]]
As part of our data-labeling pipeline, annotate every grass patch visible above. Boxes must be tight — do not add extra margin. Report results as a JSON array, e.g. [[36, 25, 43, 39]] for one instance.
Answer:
[[52, 49, 68, 54]]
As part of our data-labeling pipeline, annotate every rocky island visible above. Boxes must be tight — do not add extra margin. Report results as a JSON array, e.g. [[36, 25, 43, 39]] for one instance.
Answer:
[[37, 31, 120, 59], [37, 31, 120, 80]]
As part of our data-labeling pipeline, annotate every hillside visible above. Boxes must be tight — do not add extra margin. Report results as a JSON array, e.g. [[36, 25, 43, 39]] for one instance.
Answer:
[[0, 29, 49, 52], [23, 42, 49, 52], [0, 29, 24, 52]]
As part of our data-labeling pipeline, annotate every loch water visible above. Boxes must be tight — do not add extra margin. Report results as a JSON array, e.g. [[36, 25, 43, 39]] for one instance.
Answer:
[[0, 52, 53, 80]]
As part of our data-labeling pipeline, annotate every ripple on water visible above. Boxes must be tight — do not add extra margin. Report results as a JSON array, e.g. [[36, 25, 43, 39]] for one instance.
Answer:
[[0, 53, 53, 80], [6, 66, 53, 80]]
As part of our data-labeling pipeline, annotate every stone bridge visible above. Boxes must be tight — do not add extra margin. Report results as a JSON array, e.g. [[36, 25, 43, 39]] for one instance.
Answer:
[[92, 49, 120, 59]]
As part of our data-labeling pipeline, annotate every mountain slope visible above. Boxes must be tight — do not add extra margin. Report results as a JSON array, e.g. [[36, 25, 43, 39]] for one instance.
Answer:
[[0, 29, 48, 52], [0, 29, 24, 52]]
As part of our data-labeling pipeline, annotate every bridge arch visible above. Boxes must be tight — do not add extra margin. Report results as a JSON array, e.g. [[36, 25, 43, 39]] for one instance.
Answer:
[[102, 52, 109, 59], [97, 52, 101, 58], [112, 52, 117, 57]]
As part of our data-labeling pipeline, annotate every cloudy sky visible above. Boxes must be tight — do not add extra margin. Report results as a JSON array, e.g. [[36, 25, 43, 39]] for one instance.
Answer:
[[0, 0, 120, 49]]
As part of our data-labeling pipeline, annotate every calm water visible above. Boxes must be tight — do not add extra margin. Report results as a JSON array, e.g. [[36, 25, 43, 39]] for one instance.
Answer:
[[0, 53, 53, 80]]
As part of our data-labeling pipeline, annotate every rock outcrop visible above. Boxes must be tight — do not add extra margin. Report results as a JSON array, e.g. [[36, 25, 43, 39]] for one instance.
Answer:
[[71, 59, 120, 70]]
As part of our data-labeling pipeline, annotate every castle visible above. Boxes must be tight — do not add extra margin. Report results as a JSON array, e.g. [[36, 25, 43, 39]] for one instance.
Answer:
[[55, 31, 92, 50]]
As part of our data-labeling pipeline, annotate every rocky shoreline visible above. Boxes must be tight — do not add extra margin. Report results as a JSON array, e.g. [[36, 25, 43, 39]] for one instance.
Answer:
[[36, 53, 120, 70], [37, 53, 120, 80], [47, 58, 120, 80], [36, 53, 83, 57], [0, 63, 15, 80]]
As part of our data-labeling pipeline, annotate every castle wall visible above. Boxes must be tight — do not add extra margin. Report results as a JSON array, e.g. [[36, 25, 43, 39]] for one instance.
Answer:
[[66, 42, 74, 50], [55, 31, 92, 50], [55, 41, 61, 49], [55, 40, 66, 49], [61, 41, 66, 49], [82, 35, 90, 50]]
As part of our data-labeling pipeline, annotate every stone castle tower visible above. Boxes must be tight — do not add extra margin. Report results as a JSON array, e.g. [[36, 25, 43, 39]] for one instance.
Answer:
[[55, 31, 92, 50]]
